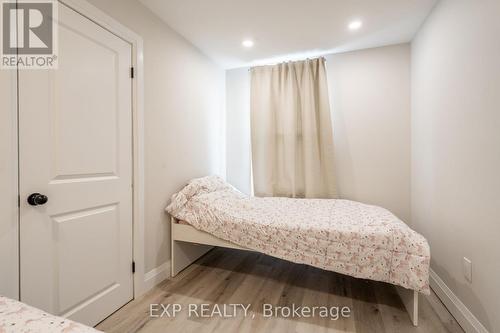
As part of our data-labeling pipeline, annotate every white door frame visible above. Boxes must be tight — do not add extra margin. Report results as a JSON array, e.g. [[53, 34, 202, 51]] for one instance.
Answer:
[[58, 0, 147, 298]]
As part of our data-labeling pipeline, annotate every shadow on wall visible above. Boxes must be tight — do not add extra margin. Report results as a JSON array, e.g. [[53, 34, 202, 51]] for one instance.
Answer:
[[331, 95, 356, 202], [432, 262, 491, 331]]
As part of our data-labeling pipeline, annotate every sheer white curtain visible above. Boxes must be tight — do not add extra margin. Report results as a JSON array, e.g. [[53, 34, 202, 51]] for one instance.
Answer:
[[250, 57, 337, 198]]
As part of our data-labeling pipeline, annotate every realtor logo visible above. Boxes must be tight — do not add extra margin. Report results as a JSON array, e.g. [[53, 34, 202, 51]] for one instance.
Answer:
[[1, 0, 58, 69]]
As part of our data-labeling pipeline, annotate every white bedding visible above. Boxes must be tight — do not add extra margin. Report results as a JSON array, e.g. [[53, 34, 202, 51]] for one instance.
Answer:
[[0, 296, 99, 333], [166, 176, 430, 294]]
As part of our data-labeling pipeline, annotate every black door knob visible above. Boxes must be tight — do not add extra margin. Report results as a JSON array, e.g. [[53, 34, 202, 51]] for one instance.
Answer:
[[27, 193, 48, 206]]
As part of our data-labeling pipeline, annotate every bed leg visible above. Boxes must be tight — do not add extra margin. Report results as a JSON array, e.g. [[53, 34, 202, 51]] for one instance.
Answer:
[[170, 217, 212, 277], [171, 239, 178, 278], [396, 286, 419, 326]]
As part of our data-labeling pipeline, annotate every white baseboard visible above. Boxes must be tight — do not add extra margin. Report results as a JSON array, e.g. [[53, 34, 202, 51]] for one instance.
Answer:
[[143, 261, 171, 292], [429, 269, 489, 333]]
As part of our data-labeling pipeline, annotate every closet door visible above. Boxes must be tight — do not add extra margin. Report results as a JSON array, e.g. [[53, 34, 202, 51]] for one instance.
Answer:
[[0, 64, 19, 300], [19, 3, 133, 326]]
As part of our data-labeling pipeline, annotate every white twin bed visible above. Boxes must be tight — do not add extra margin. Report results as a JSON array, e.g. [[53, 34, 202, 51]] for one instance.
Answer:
[[166, 176, 430, 326]]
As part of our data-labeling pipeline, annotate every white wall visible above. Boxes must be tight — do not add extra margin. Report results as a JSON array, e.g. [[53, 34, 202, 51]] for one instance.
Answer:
[[87, 0, 226, 273], [326, 44, 411, 221], [226, 68, 252, 195], [226, 44, 411, 221], [412, 0, 500, 331], [0, 71, 19, 299]]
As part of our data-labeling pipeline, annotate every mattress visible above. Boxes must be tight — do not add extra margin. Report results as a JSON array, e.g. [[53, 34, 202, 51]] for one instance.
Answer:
[[166, 176, 430, 294], [0, 296, 99, 333]]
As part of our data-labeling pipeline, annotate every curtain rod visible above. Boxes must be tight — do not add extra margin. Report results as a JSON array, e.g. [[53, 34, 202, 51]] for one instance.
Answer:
[[248, 56, 326, 71]]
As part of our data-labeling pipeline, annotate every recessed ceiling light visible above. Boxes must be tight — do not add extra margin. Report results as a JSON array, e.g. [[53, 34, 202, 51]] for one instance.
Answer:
[[348, 20, 363, 31], [242, 39, 254, 48]]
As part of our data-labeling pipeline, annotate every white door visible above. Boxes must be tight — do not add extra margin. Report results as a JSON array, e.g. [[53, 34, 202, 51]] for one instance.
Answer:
[[19, 3, 133, 326]]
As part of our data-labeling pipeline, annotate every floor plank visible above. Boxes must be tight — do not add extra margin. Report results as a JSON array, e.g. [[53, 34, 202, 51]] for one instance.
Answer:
[[97, 248, 464, 333]]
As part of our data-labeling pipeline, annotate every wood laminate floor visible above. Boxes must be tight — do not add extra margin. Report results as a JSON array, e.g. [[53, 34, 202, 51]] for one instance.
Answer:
[[97, 248, 464, 333]]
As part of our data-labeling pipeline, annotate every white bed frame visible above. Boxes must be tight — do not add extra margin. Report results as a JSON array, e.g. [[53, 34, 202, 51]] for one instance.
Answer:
[[170, 217, 419, 326]]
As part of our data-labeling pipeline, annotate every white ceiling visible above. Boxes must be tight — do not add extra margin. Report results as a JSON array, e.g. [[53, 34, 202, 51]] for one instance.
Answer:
[[139, 0, 437, 69]]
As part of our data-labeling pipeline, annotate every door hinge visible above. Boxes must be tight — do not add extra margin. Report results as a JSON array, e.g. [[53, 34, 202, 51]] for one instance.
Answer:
[[132, 261, 135, 274], [130, 67, 134, 79], [18, 195, 20, 207]]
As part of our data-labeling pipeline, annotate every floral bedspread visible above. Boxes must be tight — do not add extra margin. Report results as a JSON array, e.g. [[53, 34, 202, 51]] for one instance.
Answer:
[[0, 296, 99, 333], [166, 176, 430, 294]]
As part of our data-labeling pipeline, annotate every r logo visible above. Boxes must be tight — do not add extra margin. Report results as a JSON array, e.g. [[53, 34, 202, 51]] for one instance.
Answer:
[[2, 1, 53, 55]]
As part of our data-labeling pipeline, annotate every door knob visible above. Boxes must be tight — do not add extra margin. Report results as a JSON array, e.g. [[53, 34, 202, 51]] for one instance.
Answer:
[[27, 193, 48, 206]]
